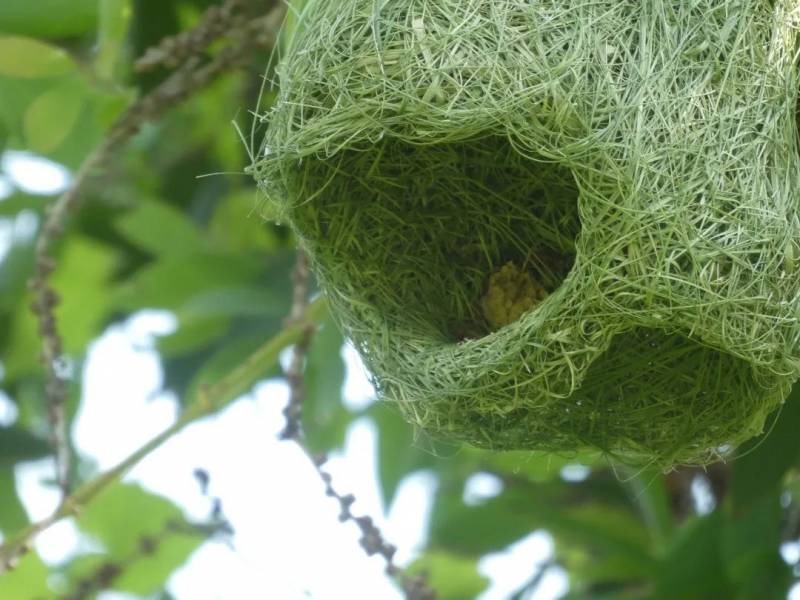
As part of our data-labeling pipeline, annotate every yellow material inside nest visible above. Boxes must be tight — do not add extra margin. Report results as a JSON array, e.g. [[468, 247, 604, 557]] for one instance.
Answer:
[[481, 262, 549, 329]]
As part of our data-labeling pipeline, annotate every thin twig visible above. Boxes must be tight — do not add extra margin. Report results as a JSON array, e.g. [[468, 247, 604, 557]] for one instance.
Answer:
[[28, 0, 284, 501], [278, 251, 437, 600], [0, 296, 328, 574], [314, 462, 437, 600], [134, 0, 250, 73], [280, 250, 313, 441], [509, 559, 555, 600], [63, 469, 233, 600], [29, 146, 109, 496], [289, 249, 311, 323]]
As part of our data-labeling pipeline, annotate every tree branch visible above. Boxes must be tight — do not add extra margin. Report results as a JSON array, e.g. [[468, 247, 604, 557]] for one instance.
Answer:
[[134, 0, 252, 73]]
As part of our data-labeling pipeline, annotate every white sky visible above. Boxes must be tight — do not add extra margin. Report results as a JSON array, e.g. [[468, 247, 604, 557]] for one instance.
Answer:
[[1, 151, 572, 599], [1, 151, 72, 196], [0, 176, 12, 201]]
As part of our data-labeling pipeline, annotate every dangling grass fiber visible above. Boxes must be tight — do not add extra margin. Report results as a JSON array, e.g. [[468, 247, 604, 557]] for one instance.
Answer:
[[252, 0, 800, 466]]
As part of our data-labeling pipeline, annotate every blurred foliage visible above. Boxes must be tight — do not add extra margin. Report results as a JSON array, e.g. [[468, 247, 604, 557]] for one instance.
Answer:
[[1, 1, 800, 599]]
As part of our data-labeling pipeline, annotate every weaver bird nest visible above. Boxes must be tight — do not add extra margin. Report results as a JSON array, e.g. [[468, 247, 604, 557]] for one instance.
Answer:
[[252, 0, 800, 466]]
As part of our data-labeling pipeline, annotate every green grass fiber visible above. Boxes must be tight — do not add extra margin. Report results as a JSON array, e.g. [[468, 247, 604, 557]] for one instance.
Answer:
[[252, 0, 800, 466]]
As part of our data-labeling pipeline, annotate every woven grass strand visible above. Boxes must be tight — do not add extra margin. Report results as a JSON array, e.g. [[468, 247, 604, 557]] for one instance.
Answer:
[[252, 0, 800, 466]]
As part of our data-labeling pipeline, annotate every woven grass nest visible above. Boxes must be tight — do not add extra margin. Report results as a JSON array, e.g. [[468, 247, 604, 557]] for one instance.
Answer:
[[252, 0, 800, 466]]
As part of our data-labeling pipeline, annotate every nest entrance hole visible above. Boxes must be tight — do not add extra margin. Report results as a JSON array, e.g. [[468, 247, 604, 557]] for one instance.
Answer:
[[294, 135, 582, 341]]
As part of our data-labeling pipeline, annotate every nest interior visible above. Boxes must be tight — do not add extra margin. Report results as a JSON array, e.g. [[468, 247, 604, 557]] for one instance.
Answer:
[[291, 136, 580, 342], [253, 0, 800, 466]]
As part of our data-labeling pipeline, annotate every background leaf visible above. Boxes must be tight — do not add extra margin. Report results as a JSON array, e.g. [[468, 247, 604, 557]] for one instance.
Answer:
[[115, 200, 208, 257], [409, 551, 489, 600], [96, 0, 132, 81], [0, 552, 50, 598], [23, 81, 84, 153], [0, 36, 75, 78], [0, 466, 28, 533], [654, 514, 734, 600], [302, 315, 350, 453], [729, 388, 800, 512], [0, 0, 97, 38], [370, 403, 442, 507], [72, 483, 205, 597]]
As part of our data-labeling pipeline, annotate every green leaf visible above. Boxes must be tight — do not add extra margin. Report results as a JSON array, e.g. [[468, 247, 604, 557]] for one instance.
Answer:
[[181, 249, 294, 319], [0, 0, 97, 38], [0, 191, 52, 216], [0, 36, 75, 78], [478, 449, 599, 484], [0, 551, 50, 597], [52, 237, 117, 354], [0, 235, 35, 312], [115, 200, 208, 257], [0, 71, 129, 167], [430, 483, 654, 569], [0, 426, 50, 464], [129, 0, 179, 91], [7, 378, 44, 432], [113, 252, 264, 312], [303, 316, 351, 452], [0, 76, 41, 139], [3, 301, 43, 381], [729, 386, 800, 511], [68, 531, 203, 597], [209, 190, 279, 253], [96, 0, 132, 81], [5, 237, 117, 380], [571, 552, 657, 589], [0, 465, 30, 533], [0, 117, 8, 152], [621, 469, 674, 551], [47, 87, 131, 169], [181, 286, 290, 319], [23, 81, 84, 153], [654, 514, 734, 600], [157, 315, 230, 357], [720, 495, 790, 599], [409, 551, 489, 600], [78, 484, 173, 556], [76, 483, 203, 593], [183, 80, 254, 172], [560, 504, 655, 562], [370, 403, 441, 507], [185, 332, 281, 402], [112, 531, 202, 596]]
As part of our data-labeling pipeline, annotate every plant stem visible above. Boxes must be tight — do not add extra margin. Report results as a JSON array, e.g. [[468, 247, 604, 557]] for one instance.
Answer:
[[0, 296, 327, 573]]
